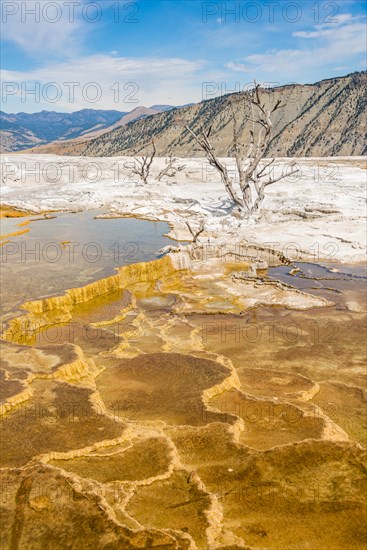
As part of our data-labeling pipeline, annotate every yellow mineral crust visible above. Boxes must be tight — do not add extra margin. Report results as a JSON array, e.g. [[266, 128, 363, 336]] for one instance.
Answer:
[[2, 255, 180, 343]]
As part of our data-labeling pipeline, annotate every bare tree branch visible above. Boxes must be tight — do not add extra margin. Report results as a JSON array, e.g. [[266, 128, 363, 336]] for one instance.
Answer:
[[185, 125, 244, 210], [185, 82, 300, 215], [131, 140, 156, 184], [157, 155, 186, 181], [185, 219, 205, 244]]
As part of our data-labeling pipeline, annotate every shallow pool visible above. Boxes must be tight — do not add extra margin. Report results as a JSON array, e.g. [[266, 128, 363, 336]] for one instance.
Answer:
[[267, 262, 367, 310], [0, 210, 173, 319]]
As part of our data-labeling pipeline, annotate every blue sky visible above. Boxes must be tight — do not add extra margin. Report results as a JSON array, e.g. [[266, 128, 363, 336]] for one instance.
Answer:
[[1, 0, 366, 112]]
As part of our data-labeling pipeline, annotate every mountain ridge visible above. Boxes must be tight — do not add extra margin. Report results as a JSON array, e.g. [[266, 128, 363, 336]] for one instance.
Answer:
[[75, 71, 365, 158], [0, 105, 175, 152], [3, 72, 366, 157]]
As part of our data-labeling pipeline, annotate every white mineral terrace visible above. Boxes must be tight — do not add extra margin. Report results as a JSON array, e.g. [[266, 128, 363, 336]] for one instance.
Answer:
[[1, 155, 366, 263]]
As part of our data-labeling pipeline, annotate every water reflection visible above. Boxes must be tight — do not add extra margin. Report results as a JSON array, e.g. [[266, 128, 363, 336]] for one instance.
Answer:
[[0, 210, 173, 319]]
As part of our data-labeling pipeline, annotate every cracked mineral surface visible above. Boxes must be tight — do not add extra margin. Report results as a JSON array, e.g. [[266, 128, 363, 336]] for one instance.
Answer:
[[1, 158, 366, 549]]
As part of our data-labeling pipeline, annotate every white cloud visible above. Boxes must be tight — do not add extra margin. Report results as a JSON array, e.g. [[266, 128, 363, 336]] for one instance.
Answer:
[[292, 12, 363, 37], [292, 30, 331, 39], [225, 16, 366, 81], [1, 0, 87, 57], [1, 55, 207, 112], [225, 61, 253, 73], [317, 12, 353, 28]]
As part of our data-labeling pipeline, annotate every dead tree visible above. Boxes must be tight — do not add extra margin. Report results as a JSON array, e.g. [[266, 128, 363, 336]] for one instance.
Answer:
[[185, 219, 205, 244], [185, 83, 299, 215], [1, 162, 19, 185], [131, 140, 156, 184], [157, 155, 186, 181]]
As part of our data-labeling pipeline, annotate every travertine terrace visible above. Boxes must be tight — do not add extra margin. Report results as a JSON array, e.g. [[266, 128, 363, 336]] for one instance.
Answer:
[[0, 155, 366, 548]]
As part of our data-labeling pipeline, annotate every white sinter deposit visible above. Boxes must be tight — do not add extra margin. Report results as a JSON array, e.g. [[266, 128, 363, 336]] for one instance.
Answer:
[[1, 155, 366, 264]]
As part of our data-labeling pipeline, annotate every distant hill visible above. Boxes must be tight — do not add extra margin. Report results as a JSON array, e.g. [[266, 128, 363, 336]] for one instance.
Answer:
[[0, 105, 174, 152], [0, 109, 128, 152], [4, 72, 366, 157], [149, 105, 175, 112]]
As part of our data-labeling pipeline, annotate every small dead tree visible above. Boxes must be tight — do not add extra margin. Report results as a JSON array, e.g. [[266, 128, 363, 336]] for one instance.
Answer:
[[157, 155, 186, 181], [131, 140, 156, 184], [1, 162, 19, 185], [185, 83, 299, 215], [185, 219, 205, 244]]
